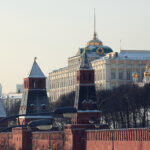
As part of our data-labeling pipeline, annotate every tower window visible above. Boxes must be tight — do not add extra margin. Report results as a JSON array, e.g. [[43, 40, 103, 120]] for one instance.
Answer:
[[39, 80, 42, 88], [32, 80, 36, 88], [30, 104, 35, 111], [83, 73, 86, 80], [41, 104, 46, 111], [89, 73, 92, 81]]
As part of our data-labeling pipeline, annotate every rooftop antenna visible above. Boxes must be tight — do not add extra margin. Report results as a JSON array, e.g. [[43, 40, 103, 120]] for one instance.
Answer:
[[93, 8, 97, 40], [120, 40, 122, 52]]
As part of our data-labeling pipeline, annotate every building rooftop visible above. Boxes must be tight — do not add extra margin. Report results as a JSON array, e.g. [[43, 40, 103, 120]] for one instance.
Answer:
[[117, 50, 150, 60], [92, 50, 150, 63], [51, 67, 68, 73], [29, 58, 45, 78]]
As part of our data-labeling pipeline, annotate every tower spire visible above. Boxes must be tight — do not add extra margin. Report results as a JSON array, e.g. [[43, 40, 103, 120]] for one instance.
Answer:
[[93, 8, 97, 40]]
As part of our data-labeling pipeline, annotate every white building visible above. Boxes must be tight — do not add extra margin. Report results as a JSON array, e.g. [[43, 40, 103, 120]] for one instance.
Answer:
[[49, 32, 150, 102], [1, 93, 22, 116], [0, 98, 6, 118], [0, 83, 2, 96], [16, 84, 24, 93]]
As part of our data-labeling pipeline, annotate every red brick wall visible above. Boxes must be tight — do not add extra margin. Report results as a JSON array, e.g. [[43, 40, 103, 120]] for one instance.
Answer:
[[32, 131, 64, 150], [64, 128, 73, 150], [24, 78, 46, 89], [1, 126, 150, 150], [64, 124, 96, 150], [77, 70, 94, 84], [0, 132, 13, 150], [74, 112, 100, 124], [85, 128, 150, 150], [12, 127, 32, 150]]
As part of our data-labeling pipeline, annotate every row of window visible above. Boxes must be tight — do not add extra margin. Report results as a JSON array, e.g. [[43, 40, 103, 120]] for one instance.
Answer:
[[24, 80, 43, 89], [81, 73, 92, 81], [95, 70, 106, 81], [20, 104, 47, 111], [111, 72, 144, 80], [50, 78, 76, 89]]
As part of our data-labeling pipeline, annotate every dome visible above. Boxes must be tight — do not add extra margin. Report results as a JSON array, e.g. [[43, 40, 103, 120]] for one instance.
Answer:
[[87, 33, 103, 46], [132, 72, 139, 78], [87, 38, 103, 46], [77, 32, 113, 56], [85, 45, 113, 56]]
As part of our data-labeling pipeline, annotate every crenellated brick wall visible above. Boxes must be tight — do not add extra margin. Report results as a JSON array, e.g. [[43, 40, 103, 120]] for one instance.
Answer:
[[1, 127, 150, 150], [0, 132, 13, 150], [32, 131, 64, 150], [85, 128, 150, 150]]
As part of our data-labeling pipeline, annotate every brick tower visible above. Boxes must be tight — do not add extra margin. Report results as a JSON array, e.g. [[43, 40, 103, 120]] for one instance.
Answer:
[[18, 58, 51, 125], [72, 52, 100, 124]]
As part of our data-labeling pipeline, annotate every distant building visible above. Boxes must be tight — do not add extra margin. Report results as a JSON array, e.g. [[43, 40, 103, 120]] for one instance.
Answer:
[[0, 98, 6, 118], [1, 93, 22, 116], [16, 84, 24, 93], [49, 30, 150, 101], [0, 98, 7, 128], [132, 64, 150, 87], [0, 83, 2, 96]]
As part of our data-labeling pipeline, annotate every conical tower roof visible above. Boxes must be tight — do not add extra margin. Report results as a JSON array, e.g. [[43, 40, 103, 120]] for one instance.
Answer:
[[0, 99, 6, 118], [79, 52, 93, 70], [29, 58, 45, 78]]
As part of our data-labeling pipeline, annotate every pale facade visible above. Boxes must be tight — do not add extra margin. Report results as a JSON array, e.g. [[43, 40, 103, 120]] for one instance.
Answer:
[[0, 83, 2, 97], [16, 84, 24, 93]]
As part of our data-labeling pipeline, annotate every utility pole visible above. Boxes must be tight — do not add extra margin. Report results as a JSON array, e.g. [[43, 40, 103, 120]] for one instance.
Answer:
[[49, 135, 51, 150], [112, 130, 114, 150]]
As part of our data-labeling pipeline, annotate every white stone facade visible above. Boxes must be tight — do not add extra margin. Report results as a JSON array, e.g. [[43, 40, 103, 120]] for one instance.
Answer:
[[49, 50, 150, 102]]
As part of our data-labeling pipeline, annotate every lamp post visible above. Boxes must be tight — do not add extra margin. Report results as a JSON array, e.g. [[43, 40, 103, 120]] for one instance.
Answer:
[[49, 135, 51, 150]]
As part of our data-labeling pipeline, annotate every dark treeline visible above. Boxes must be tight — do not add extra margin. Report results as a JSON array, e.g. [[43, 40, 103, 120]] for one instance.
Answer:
[[97, 84, 150, 129], [6, 84, 150, 129], [50, 91, 75, 111], [52, 84, 150, 129]]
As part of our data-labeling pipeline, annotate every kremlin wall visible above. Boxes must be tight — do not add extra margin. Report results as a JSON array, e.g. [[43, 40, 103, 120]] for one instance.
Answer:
[[1, 125, 150, 150]]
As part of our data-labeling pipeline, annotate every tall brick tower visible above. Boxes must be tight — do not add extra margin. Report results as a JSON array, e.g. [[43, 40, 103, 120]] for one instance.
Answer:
[[19, 58, 51, 125], [72, 52, 100, 124]]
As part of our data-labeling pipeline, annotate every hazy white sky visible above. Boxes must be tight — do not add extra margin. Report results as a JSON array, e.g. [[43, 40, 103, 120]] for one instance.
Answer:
[[0, 0, 150, 93]]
